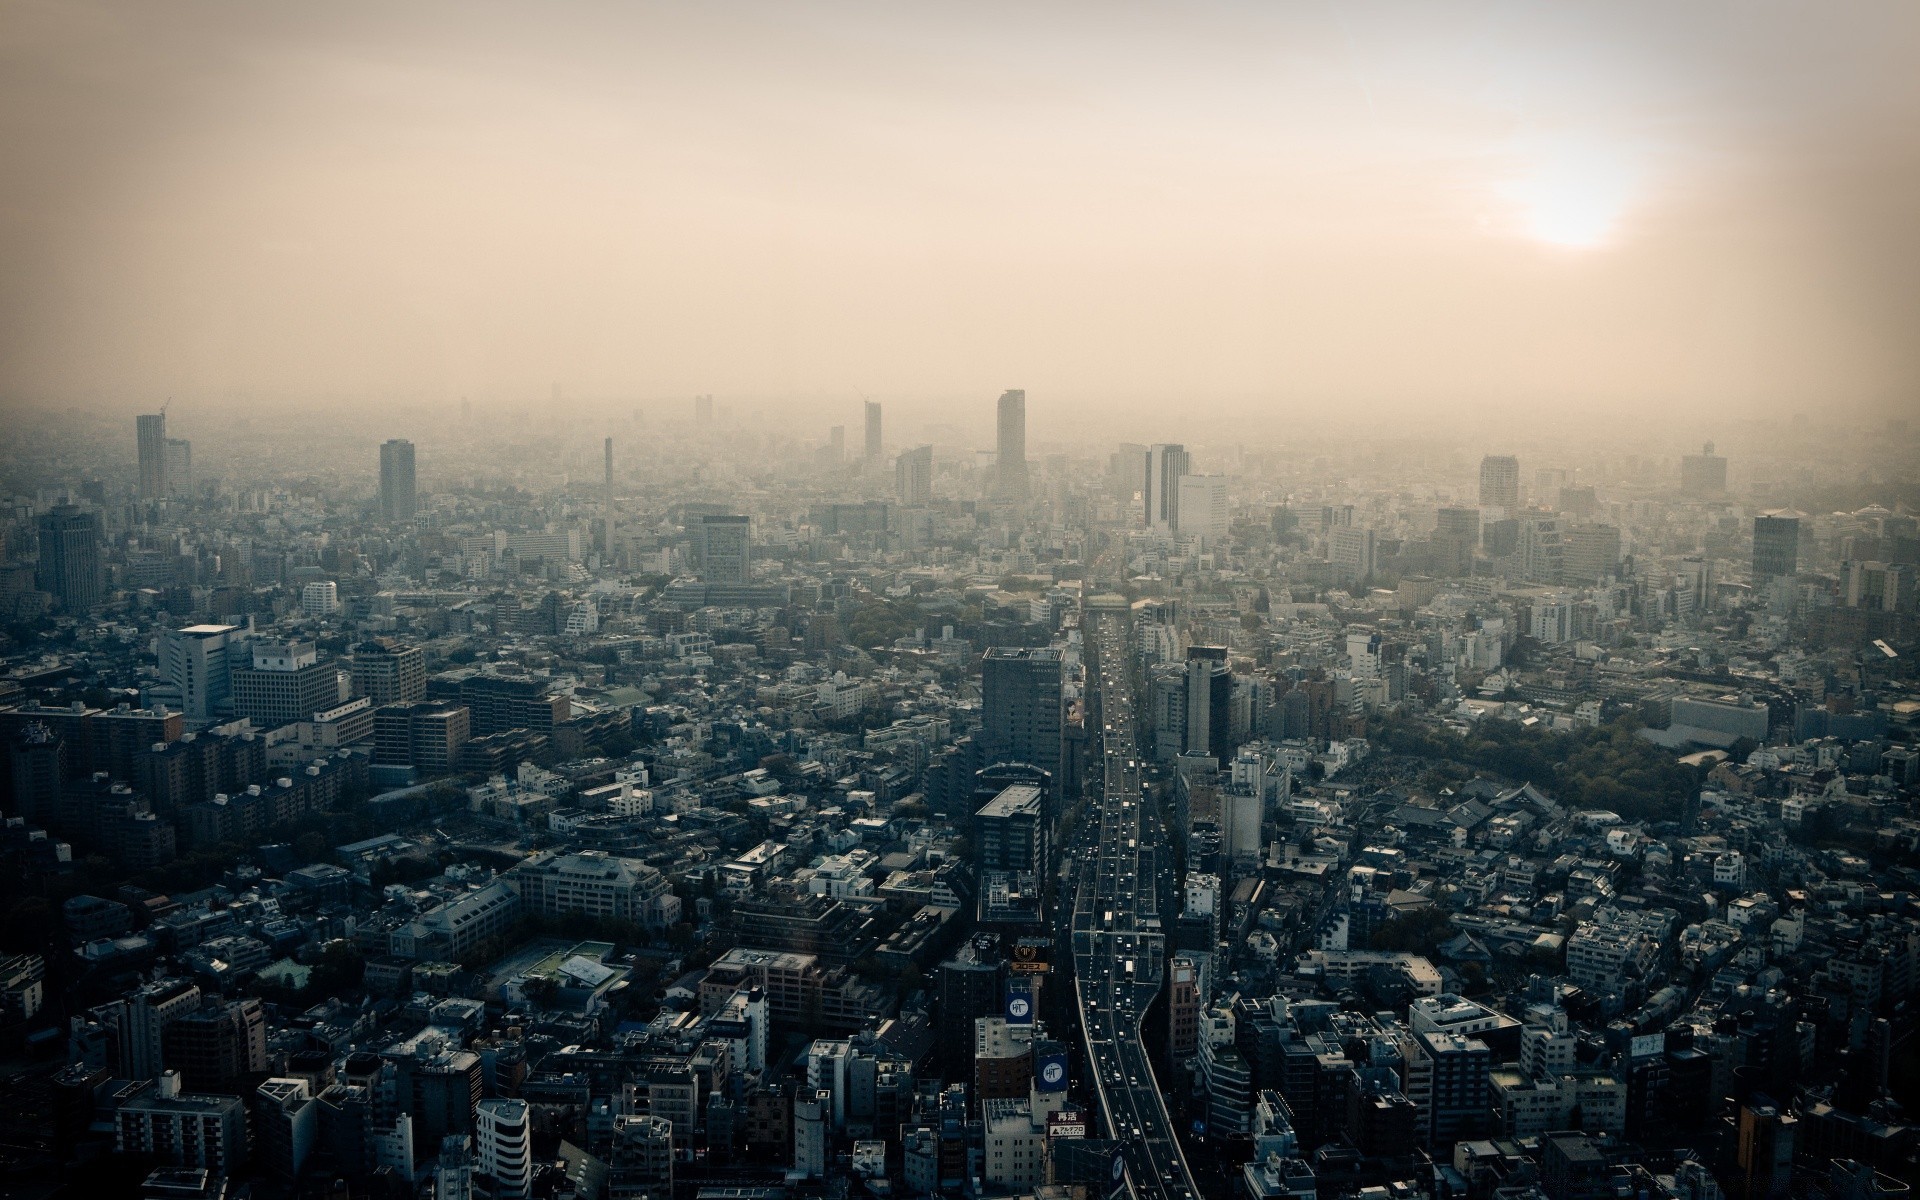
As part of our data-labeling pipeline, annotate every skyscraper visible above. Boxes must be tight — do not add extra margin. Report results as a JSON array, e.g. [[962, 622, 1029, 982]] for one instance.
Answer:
[[1479, 455, 1521, 512], [602, 437, 616, 560], [379, 439, 417, 521], [1680, 442, 1727, 497], [137, 412, 169, 499], [35, 505, 103, 611], [864, 401, 883, 462], [896, 444, 933, 505], [980, 647, 1063, 796], [1752, 511, 1803, 583], [164, 439, 192, 497], [994, 389, 1029, 501], [1146, 444, 1190, 531], [1176, 475, 1228, 545], [696, 514, 751, 584]]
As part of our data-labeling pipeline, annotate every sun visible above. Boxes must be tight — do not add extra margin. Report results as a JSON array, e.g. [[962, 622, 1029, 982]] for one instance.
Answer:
[[1500, 138, 1641, 250]]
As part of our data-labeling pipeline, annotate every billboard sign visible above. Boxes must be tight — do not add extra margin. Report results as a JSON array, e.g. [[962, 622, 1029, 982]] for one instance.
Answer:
[[1036, 1050, 1068, 1092], [1005, 979, 1034, 1024]]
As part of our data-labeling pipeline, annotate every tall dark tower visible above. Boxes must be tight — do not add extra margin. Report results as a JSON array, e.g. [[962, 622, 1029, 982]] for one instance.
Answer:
[[1752, 511, 1802, 583], [980, 647, 1064, 804], [602, 437, 616, 562], [137, 412, 169, 499], [36, 505, 103, 611], [864, 401, 883, 462], [994, 389, 1029, 501], [379, 439, 416, 521]]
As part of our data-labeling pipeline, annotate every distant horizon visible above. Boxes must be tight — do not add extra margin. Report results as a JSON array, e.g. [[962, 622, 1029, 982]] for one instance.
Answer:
[[4, 1, 1918, 418]]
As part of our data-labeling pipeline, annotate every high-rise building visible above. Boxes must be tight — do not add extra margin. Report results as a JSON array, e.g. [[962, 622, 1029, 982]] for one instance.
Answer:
[[1110, 442, 1148, 501], [974, 785, 1048, 876], [1733, 1100, 1796, 1200], [1177, 475, 1229, 546], [1518, 511, 1565, 584], [137, 412, 170, 499], [117, 1071, 247, 1178], [233, 640, 340, 726], [1146, 444, 1190, 530], [829, 424, 846, 461], [1752, 511, 1802, 583], [896, 444, 933, 506], [601, 437, 615, 560], [254, 1077, 319, 1181], [695, 514, 751, 584], [165, 439, 193, 497], [1479, 455, 1521, 512], [154, 623, 252, 724], [302, 580, 339, 616], [163, 998, 268, 1093], [374, 702, 471, 773], [1561, 525, 1622, 583], [1169, 955, 1201, 1065], [1183, 647, 1232, 759], [475, 1098, 533, 1199], [1328, 526, 1377, 585], [864, 401, 883, 462], [694, 394, 714, 424], [1680, 442, 1727, 497], [348, 639, 426, 705], [378, 439, 416, 521], [994, 389, 1029, 501], [980, 647, 1063, 790], [35, 505, 102, 611]]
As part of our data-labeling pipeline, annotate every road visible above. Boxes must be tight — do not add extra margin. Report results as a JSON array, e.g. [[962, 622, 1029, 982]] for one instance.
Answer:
[[1066, 605, 1199, 1200]]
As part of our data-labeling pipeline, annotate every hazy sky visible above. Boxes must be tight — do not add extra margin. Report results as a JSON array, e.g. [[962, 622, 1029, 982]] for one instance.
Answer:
[[2, 1, 1917, 420]]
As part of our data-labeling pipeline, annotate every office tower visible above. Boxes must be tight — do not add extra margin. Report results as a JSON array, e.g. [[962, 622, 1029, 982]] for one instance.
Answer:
[[1435, 505, 1481, 545], [1842, 559, 1913, 611], [1518, 511, 1564, 584], [1733, 1101, 1796, 1200], [1177, 475, 1229, 545], [1479, 455, 1521, 512], [117, 1071, 247, 1177], [994, 389, 1029, 501], [476, 1098, 533, 1199], [34, 505, 102, 611], [155, 623, 252, 724], [1146, 443, 1190, 530], [1111, 442, 1148, 500], [1752, 511, 1802, 582], [1328, 525, 1377, 585], [1681, 441, 1727, 497], [137, 412, 169, 498], [696, 514, 751, 584], [164, 439, 193, 497], [255, 1078, 319, 1180], [974, 784, 1048, 875], [1562, 525, 1622, 583], [694, 394, 714, 424], [602, 437, 615, 559], [980, 647, 1063, 789], [302, 580, 340, 616], [864, 401, 883, 461], [1184, 647, 1232, 758], [232, 640, 341, 726], [379, 438, 417, 521], [349, 639, 426, 705], [163, 997, 268, 1093], [117, 979, 205, 1081], [1169, 955, 1201, 1064], [897, 444, 933, 505]]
